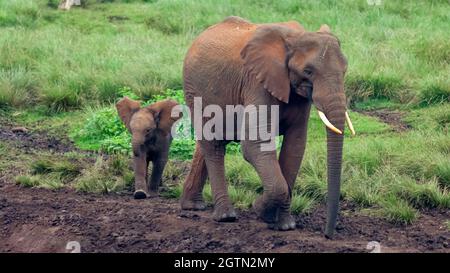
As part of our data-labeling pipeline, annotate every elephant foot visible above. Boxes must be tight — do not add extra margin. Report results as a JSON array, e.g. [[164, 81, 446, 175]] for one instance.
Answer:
[[180, 198, 207, 211], [133, 189, 148, 199], [268, 211, 296, 231], [213, 204, 237, 222], [253, 196, 277, 223]]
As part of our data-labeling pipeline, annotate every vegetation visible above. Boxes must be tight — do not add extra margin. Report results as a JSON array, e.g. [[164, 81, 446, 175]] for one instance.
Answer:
[[0, 0, 449, 111], [1, 0, 449, 225]]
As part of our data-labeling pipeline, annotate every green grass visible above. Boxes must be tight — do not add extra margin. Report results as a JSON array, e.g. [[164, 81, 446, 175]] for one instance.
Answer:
[[380, 196, 418, 225], [1, 0, 450, 226], [290, 193, 315, 215], [74, 155, 134, 193], [31, 158, 81, 178], [15, 175, 40, 188], [0, 0, 449, 111], [404, 104, 450, 132]]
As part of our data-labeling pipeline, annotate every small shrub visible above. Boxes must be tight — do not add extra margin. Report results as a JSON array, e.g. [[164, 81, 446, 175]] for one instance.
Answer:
[[225, 155, 261, 191], [160, 183, 183, 199], [169, 139, 196, 160], [15, 175, 37, 187], [41, 87, 81, 112], [394, 178, 448, 209], [15, 174, 64, 189], [31, 159, 81, 180], [163, 160, 189, 182], [381, 196, 418, 225], [30, 159, 54, 174], [346, 75, 408, 103], [297, 175, 327, 201], [434, 159, 450, 188], [0, 68, 38, 108], [420, 84, 450, 106], [290, 194, 315, 215], [346, 185, 380, 207], [228, 185, 257, 209], [74, 156, 133, 193]]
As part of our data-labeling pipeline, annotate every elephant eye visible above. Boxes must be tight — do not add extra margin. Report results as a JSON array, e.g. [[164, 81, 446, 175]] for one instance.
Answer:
[[303, 69, 313, 77]]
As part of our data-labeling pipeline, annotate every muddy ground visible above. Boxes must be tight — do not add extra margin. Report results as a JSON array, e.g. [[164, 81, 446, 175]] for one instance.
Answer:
[[0, 122, 449, 253], [356, 109, 412, 132]]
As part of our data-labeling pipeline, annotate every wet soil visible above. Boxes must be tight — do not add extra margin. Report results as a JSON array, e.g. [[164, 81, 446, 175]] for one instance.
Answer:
[[356, 109, 412, 132], [0, 182, 448, 253], [0, 120, 449, 253], [0, 124, 78, 154]]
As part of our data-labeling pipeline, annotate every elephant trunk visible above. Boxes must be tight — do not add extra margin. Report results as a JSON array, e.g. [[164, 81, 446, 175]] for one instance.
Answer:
[[324, 106, 345, 238], [132, 136, 145, 157]]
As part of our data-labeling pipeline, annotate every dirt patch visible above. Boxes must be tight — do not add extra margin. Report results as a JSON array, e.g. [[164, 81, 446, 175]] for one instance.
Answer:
[[0, 124, 89, 154], [1, 121, 448, 253], [357, 109, 412, 132], [0, 181, 448, 253]]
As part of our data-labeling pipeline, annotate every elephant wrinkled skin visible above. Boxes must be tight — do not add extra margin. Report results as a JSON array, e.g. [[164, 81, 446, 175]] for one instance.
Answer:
[[180, 16, 350, 238]]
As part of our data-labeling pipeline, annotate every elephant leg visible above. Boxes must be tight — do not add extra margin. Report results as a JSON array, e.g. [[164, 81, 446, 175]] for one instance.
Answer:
[[148, 158, 167, 197], [279, 128, 309, 195], [180, 142, 208, 210], [242, 140, 295, 231], [133, 154, 149, 199], [200, 140, 236, 222]]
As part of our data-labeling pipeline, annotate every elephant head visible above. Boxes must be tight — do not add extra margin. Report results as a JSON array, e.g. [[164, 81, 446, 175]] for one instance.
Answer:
[[116, 97, 181, 156], [241, 24, 355, 238]]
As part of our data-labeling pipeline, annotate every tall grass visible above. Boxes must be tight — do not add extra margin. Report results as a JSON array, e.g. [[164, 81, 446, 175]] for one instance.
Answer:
[[0, 0, 449, 111]]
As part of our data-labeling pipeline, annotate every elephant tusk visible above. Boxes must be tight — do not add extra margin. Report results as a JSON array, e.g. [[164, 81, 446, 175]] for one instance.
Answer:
[[318, 111, 342, 135], [345, 111, 356, 136]]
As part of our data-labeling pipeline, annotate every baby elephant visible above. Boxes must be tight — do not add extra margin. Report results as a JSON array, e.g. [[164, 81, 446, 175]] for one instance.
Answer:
[[116, 97, 181, 199]]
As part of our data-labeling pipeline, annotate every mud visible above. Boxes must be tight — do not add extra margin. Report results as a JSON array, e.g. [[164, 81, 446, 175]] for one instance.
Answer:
[[0, 126, 74, 154], [357, 109, 412, 132], [0, 181, 448, 253], [0, 121, 448, 253]]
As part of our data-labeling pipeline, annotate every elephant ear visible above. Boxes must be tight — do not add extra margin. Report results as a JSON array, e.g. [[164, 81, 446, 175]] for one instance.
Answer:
[[116, 96, 141, 131], [147, 99, 182, 135], [241, 26, 291, 103]]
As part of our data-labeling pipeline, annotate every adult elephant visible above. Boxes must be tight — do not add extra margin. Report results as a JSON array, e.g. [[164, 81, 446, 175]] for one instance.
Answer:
[[180, 16, 355, 238]]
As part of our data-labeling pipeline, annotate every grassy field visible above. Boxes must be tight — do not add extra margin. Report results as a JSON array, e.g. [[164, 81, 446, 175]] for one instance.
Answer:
[[0, 0, 449, 226]]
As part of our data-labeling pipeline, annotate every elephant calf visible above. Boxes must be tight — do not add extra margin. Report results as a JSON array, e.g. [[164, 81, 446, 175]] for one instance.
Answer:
[[116, 97, 181, 199]]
